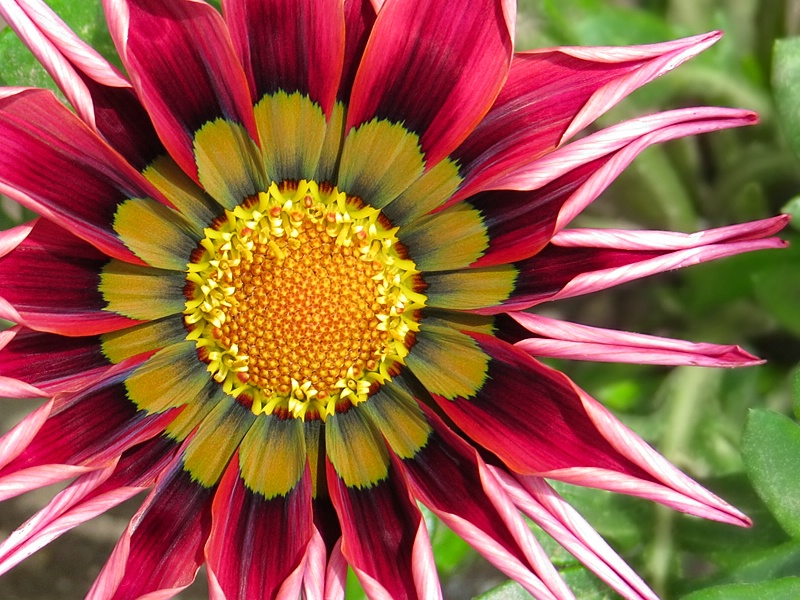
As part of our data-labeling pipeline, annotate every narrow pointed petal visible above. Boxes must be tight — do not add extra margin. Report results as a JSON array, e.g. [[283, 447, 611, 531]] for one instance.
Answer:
[[407, 323, 749, 526], [345, 0, 514, 168], [493, 108, 756, 209], [0, 436, 180, 577], [0, 89, 188, 265], [495, 471, 658, 600], [87, 458, 214, 600], [451, 32, 724, 203], [104, 0, 264, 196], [508, 313, 762, 367], [205, 458, 314, 600], [0, 326, 110, 395], [388, 394, 572, 600], [0, 0, 123, 129], [406, 108, 763, 271], [299, 528, 328, 600], [327, 458, 436, 600], [324, 539, 348, 600], [0, 356, 179, 494], [424, 219, 785, 314]]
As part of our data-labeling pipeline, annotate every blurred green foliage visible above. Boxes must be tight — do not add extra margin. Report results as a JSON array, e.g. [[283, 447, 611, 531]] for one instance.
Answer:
[[1, 1, 799, 599]]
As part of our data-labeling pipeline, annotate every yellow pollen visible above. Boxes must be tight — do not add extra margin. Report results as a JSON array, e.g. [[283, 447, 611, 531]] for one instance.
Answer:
[[183, 180, 426, 421]]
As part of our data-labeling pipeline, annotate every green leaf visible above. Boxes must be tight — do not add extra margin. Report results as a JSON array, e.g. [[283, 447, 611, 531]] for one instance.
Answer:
[[781, 196, 800, 232], [742, 409, 800, 538], [773, 37, 800, 160], [794, 369, 800, 420], [0, 0, 118, 94], [682, 577, 800, 600]]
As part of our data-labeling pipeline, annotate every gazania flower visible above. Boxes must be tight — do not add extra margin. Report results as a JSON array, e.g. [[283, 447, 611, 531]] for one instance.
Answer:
[[0, 0, 787, 598]]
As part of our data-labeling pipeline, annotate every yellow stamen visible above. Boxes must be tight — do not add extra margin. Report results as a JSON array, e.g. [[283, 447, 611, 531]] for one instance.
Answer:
[[183, 180, 425, 421]]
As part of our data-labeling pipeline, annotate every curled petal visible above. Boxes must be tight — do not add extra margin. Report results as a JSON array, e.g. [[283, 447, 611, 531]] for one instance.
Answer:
[[494, 470, 658, 600], [509, 313, 762, 367], [451, 32, 724, 204]]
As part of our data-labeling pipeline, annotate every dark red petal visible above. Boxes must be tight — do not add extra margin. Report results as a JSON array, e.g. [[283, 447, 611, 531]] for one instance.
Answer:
[[101, 464, 214, 600], [347, 0, 514, 166], [327, 459, 424, 600], [0, 219, 144, 336], [206, 457, 314, 600], [0, 90, 173, 264], [223, 0, 344, 115], [399, 402, 570, 598], [415, 331, 652, 478], [104, 0, 259, 181], [339, 0, 378, 102], [0, 357, 176, 478], [0, 326, 108, 395]]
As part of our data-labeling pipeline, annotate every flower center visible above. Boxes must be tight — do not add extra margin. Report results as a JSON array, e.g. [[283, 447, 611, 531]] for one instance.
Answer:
[[183, 180, 425, 421]]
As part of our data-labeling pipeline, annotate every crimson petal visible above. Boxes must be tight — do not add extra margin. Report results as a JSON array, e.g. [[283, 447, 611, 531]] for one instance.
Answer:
[[104, 0, 260, 182], [206, 457, 314, 600], [223, 0, 344, 116], [88, 461, 214, 600], [327, 459, 433, 600], [347, 0, 514, 166]]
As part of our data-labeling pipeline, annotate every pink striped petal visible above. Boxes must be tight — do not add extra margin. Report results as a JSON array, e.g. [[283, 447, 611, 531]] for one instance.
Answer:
[[0, 436, 179, 577], [551, 215, 789, 250], [299, 528, 328, 600], [450, 32, 724, 204], [530, 238, 786, 309], [0, 0, 121, 131], [496, 108, 757, 216], [346, 0, 514, 167], [397, 401, 570, 600], [4, 0, 165, 168], [509, 313, 762, 367], [0, 398, 52, 471], [0, 461, 120, 574], [494, 470, 658, 600], [0, 463, 98, 503]]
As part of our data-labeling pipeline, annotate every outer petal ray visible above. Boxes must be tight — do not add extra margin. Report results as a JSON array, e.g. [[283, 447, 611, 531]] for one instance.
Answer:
[[507, 313, 762, 367], [345, 0, 514, 167], [0, 0, 165, 169], [327, 458, 435, 600], [205, 458, 314, 600], [451, 32, 723, 203], [0, 89, 188, 265], [0, 436, 181, 577], [406, 322, 749, 525], [87, 457, 215, 600], [104, 0, 266, 201]]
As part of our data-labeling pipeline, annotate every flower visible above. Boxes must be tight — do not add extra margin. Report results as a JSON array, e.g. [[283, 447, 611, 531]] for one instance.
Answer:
[[0, 0, 787, 598]]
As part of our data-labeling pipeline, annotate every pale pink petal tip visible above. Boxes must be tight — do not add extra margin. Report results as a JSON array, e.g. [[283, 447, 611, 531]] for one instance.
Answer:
[[546, 388, 752, 528], [511, 313, 763, 368], [494, 469, 659, 600]]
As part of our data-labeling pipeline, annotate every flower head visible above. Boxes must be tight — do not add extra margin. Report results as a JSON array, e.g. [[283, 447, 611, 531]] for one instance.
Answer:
[[0, 1, 787, 599]]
